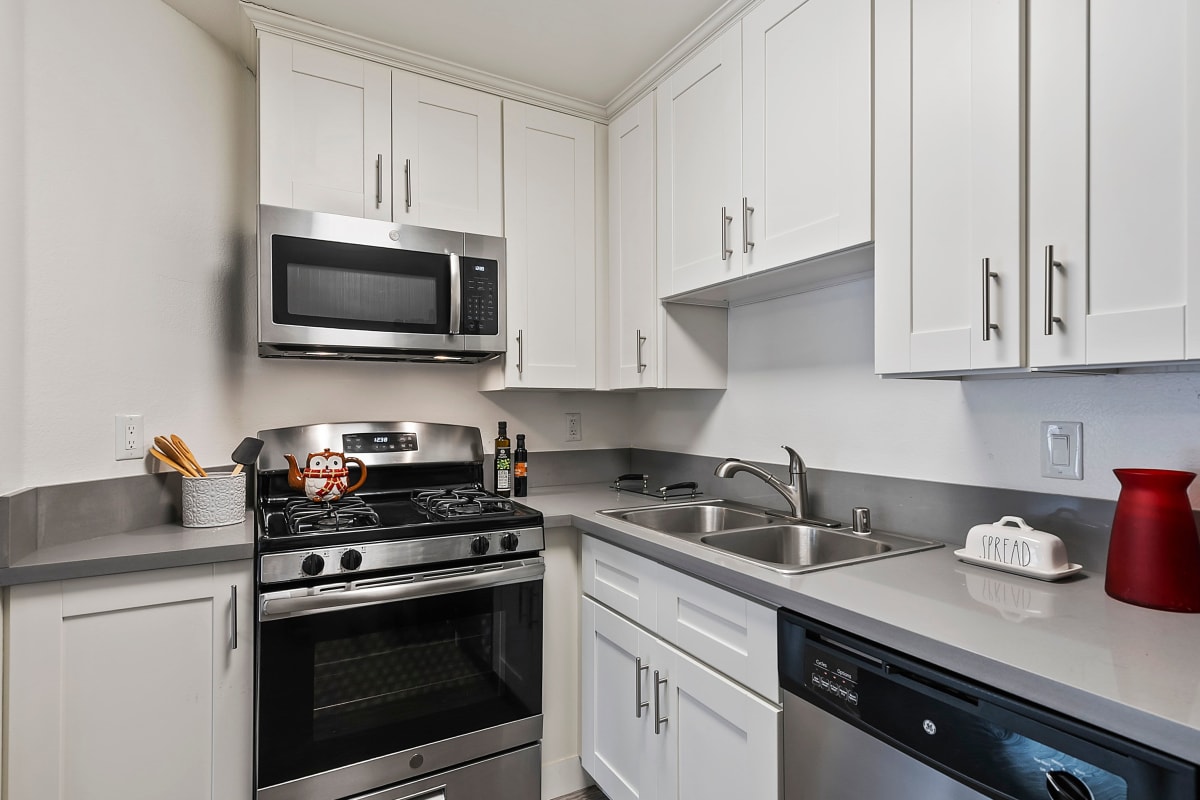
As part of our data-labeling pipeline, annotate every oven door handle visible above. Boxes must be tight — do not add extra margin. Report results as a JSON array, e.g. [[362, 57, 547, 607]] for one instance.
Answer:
[[259, 560, 544, 620]]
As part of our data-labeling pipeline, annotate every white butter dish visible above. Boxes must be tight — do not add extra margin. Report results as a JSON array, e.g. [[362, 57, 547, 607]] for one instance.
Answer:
[[955, 516, 1082, 582]]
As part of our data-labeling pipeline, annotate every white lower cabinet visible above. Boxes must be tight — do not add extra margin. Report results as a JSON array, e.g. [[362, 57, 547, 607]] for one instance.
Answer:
[[583, 598, 779, 800], [581, 536, 780, 800], [5, 561, 254, 800]]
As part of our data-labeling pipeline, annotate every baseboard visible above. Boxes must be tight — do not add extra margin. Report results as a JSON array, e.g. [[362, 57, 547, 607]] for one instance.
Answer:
[[542, 754, 592, 800]]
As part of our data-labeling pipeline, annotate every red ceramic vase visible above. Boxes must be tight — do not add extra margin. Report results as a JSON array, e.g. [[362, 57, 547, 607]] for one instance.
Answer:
[[1105, 469, 1200, 613]]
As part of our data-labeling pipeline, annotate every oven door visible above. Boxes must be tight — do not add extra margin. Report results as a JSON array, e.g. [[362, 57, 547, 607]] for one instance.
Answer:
[[256, 559, 543, 800]]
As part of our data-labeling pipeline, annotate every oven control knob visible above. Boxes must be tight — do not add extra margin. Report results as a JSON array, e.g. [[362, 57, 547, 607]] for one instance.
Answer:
[[471, 536, 490, 555], [300, 553, 325, 576], [341, 549, 363, 571], [500, 532, 520, 551]]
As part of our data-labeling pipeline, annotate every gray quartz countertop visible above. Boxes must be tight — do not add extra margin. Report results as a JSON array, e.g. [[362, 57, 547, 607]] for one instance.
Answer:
[[0, 518, 255, 586], [523, 484, 1200, 764]]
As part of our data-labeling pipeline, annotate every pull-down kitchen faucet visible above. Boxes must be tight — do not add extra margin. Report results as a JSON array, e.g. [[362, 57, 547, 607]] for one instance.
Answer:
[[714, 445, 841, 527]]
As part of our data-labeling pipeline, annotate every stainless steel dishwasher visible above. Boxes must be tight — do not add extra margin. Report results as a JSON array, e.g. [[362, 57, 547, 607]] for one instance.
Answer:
[[779, 610, 1197, 799]]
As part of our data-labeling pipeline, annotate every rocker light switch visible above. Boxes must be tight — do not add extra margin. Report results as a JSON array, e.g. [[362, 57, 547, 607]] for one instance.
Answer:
[[1041, 422, 1083, 480]]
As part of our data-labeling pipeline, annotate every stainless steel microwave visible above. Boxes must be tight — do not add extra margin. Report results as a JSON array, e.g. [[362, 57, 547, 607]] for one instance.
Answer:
[[257, 205, 505, 362]]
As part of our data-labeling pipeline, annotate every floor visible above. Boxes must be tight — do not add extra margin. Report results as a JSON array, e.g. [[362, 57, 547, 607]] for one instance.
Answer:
[[552, 788, 608, 800]]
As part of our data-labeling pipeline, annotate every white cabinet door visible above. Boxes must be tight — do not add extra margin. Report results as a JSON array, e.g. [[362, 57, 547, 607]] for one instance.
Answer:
[[1029, 0, 1199, 368], [6, 562, 254, 800], [875, 0, 1024, 374], [610, 93, 660, 388], [656, 644, 780, 800], [489, 100, 596, 389], [258, 32, 391, 220], [657, 25, 743, 297], [582, 598, 660, 800], [742, 0, 872, 275], [1027, 0, 1088, 368], [392, 71, 503, 236], [1087, 0, 1194, 364]]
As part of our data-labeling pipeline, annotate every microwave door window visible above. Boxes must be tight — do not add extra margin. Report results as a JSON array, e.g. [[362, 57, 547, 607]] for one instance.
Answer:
[[271, 235, 451, 334], [287, 264, 438, 326]]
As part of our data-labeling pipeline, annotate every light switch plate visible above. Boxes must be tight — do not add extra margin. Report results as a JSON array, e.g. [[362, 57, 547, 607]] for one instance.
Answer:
[[1040, 421, 1082, 480]]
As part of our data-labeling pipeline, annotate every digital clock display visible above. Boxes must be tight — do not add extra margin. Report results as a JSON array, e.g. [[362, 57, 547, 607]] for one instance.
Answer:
[[342, 432, 418, 453]]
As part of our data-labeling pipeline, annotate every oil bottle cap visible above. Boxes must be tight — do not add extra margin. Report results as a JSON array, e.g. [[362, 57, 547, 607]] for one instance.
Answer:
[[498, 421, 507, 434]]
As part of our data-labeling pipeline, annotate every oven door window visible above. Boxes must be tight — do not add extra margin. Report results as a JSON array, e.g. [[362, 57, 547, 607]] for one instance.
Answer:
[[272, 234, 451, 334], [257, 579, 542, 789]]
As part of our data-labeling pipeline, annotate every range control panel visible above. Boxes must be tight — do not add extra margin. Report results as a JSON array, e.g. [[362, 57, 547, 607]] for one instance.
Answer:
[[461, 258, 499, 336], [803, 643, 861, 715]]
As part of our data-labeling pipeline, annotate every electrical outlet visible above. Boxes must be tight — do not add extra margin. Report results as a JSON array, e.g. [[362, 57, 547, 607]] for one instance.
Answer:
[[115, 414, 145, 461], [565, 412, 582, 442]]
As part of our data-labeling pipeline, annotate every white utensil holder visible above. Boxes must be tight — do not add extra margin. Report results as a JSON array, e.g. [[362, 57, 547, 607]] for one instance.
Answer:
[[181, 473, 247, 527]]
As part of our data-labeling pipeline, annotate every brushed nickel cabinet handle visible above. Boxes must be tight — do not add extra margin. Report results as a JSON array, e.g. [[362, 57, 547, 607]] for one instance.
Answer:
[[1044, 245, 1064, 336], [516, 329, 524, 375], [404, 158, 412, 211], [636, 329, 647, 374], [654, 669, 668, 734], [720, 207, 733, 261], [374, 154, 383, 208], [982, 258, 1000, 342], [635, 657, 650, 718], [229, 584, 238, 650], [742, 196, 755, 253]]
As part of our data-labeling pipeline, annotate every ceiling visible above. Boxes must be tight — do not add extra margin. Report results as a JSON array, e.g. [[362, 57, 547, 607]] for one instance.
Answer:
[[169, 0, 733, 110]]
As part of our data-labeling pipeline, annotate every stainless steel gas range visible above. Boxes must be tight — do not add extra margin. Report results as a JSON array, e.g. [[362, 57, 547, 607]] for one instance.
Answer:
[[253, 422, 544, 800]]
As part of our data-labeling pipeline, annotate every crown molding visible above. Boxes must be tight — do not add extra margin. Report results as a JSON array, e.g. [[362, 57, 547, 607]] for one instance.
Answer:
[[240, 2, 609, 123], [603, 0, 761, 119]]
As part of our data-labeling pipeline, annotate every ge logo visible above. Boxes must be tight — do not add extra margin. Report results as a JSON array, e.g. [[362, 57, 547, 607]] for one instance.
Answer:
[[922, 720, 937, 735]]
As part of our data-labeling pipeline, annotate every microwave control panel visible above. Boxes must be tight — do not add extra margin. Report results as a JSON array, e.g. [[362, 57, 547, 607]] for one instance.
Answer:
[[461, 259, 500, 336]]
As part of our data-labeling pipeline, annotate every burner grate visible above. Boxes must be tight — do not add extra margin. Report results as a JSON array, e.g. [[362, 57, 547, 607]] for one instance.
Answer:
[[414, 484, 517, 520], [283, 497, 381, 535]]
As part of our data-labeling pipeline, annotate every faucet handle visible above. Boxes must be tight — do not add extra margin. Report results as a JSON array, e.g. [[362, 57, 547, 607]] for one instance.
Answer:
[[781, 445, 805, 475]]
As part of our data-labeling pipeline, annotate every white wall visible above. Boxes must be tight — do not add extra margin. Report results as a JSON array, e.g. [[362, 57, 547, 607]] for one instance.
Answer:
[[0, 0, 25, 496], [16, 0, 633, 491], [633, 279, 1200, 506]]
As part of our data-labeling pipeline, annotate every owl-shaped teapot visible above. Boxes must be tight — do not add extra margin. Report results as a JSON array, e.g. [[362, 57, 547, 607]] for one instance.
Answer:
[[284, 449, 368, 503]]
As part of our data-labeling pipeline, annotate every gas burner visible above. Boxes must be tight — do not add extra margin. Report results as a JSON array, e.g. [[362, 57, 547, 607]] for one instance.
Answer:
[[414, 484, 517, 520], [282, 497, 381, 535]]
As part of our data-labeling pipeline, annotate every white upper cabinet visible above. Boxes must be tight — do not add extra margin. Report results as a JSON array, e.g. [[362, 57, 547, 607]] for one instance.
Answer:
[[875, 0, 1024, 375], [1029, 0, 1200, 367], [1027, 0, 1088, 368], [483, 100, 596, 389], [657, 26, 744, 297], [741, 0, 872, 275], [610, 93, 728, 390], [258, 32, 392, 220], [258, 33, 503, 236], [611, 94, 661, 388], [391, 72, 503, 237]]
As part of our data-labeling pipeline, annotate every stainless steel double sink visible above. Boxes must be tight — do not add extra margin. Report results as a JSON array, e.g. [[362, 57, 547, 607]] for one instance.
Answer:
[[599, 499, 941, 574]]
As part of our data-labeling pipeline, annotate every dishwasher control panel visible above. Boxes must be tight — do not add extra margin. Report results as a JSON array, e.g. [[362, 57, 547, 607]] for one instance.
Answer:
[[804, 643, 861, 715]]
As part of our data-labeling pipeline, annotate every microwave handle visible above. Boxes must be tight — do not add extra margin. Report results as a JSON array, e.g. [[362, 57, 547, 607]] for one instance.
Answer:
[[448, 252, 462, 335]]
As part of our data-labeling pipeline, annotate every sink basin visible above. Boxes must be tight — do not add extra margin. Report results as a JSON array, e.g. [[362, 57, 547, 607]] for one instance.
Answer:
[[601, 501, 782, 534], [700, 525, 891, 573], [600, 499, 942, 574]]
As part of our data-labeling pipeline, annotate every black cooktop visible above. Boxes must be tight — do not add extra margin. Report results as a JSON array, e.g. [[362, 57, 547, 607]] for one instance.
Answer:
[[257, 487, 543, 554]]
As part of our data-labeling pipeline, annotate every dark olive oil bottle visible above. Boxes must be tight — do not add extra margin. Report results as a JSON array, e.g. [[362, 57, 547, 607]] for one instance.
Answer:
[[493, 421, 512, 497], [513, 434, 528, 497]]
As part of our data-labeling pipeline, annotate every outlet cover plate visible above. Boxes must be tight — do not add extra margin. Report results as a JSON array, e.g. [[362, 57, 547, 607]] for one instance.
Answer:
[[1041, 421, 1082, 480]]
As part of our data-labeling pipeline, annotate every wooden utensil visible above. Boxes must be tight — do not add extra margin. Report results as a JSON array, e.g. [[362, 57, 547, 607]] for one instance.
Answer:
[[170, 434, 207, 477], [149, 446, 193, 477], [230, 437, 264, 476], [154, 436, 199, 477]]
